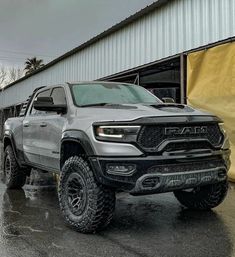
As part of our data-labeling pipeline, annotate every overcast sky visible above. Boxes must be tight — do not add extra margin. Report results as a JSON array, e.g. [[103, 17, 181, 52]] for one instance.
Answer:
[[0, 0, 155, 68]]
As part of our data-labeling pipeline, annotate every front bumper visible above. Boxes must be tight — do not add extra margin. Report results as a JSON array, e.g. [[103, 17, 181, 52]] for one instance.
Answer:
[[89, 149, 230, 195]]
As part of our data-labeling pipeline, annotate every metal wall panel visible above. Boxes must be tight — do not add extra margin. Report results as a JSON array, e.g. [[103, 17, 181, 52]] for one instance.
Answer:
[[1, 0, 235, 108]]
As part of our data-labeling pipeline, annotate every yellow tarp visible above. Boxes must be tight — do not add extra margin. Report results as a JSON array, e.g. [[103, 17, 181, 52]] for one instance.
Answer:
[[187, 42, 235, 181]]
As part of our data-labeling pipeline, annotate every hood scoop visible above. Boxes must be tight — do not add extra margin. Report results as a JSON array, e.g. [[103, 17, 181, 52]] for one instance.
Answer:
[[102, 104, 137, 109], [149, 104, 194, 113]]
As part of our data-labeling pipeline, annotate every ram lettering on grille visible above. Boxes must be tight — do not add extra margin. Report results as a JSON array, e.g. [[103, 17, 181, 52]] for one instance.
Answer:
[[164, 126, 208, 136]]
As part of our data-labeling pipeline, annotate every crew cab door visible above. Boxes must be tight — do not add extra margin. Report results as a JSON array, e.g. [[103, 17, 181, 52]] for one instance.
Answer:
[[37, 87, 67, 171], [23, 89, 51, 164]]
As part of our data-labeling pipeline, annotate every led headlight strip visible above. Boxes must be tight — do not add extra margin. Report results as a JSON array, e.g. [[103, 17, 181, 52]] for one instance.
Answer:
[[95, 125, 141, 140], [219, 123, 230, 149]]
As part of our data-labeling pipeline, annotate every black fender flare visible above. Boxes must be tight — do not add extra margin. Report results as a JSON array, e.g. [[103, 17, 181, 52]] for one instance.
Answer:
[[61, 130, 96, 157], [61, 130, 103, 181], [3, 131, 20, 166]]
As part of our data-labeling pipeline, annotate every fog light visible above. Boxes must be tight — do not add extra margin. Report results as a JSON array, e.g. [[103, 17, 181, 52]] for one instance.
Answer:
[[106, 164, 136, 176], [142, 177, 159, 188], [218, 170, 227, 179], [223, 152, 231, 169]]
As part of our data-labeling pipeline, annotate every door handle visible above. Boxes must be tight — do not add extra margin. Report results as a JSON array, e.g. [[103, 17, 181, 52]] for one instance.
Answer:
[[40, 122, 47, 127], [23, 122, 30, 127]]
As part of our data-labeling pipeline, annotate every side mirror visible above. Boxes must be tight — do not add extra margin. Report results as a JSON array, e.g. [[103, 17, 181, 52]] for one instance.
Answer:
[[33, 97, 67, 114], [162, 97, 175, 104]]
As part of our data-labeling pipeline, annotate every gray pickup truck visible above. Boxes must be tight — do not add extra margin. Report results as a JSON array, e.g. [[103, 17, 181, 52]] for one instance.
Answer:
[[3, 81, 230, 233]]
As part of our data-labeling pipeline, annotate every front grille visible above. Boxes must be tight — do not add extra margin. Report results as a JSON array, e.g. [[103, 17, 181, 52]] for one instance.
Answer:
[[147, 159, 225, 174], [137, 123, 223, 152]]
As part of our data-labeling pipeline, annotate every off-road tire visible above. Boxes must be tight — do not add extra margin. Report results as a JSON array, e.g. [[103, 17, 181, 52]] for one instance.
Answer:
[[174, 180, 228, 210], [97, 187, 116, 231], [4, 145, 27, 189], [58, 156, 116, 233]]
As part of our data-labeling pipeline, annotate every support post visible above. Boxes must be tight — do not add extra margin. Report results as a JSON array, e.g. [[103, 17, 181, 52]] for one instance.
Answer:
[[180, 54, 187, 104]]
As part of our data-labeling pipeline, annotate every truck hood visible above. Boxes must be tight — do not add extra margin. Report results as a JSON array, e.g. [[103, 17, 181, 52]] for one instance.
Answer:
[[75, 103, 215, 123]]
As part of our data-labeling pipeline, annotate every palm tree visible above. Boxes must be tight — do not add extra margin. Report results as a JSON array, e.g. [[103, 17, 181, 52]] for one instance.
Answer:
[[24, 57, 44, 75]]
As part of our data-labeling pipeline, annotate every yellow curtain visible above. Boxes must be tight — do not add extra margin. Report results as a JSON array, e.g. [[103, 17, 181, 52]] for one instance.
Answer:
[[187, 42, 235, 181]]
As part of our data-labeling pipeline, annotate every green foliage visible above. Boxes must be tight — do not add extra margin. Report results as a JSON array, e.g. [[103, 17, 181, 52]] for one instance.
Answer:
[[24, 57, 44, 75]]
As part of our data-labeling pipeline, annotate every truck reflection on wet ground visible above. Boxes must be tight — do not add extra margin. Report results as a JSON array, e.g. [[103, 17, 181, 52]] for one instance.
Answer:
[[0, 181, 234, 257]]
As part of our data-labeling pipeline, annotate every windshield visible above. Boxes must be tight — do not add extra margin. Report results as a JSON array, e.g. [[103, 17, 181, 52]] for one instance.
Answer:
[[71, 83, 162, 106]]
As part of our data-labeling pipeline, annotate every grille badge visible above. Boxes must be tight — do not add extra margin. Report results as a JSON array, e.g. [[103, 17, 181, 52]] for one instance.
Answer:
[[164, 126, 208, 136]]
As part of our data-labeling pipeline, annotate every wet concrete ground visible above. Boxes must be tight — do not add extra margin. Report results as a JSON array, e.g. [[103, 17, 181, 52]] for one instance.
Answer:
[[0, 143, 235, 257], [0, 180, 234, 257]]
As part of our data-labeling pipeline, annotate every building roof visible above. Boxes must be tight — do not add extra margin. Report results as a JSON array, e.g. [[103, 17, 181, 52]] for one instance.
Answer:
[[1, 0, 169, 91]]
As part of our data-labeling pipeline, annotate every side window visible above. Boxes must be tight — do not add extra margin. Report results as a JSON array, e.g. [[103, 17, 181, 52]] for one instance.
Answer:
[[30, 89, 51, 116], [50, 87, 66, 105]]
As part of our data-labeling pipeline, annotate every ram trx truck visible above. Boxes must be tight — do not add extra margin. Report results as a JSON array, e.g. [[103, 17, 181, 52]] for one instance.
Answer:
[[3, 82, 230, 233]]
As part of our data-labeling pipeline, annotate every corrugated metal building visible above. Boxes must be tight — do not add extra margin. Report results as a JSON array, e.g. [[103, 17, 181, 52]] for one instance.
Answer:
[[0, 0, 235, 136]]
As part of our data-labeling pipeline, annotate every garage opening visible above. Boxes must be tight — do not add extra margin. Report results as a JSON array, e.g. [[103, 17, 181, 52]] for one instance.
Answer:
[[105, 56, 183, 103]]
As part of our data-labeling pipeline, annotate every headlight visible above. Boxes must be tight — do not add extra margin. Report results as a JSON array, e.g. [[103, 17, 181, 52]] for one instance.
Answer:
[[94, 125, 141, 142], [219, 123, 226, 135], [219, 123, 230, 149]]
